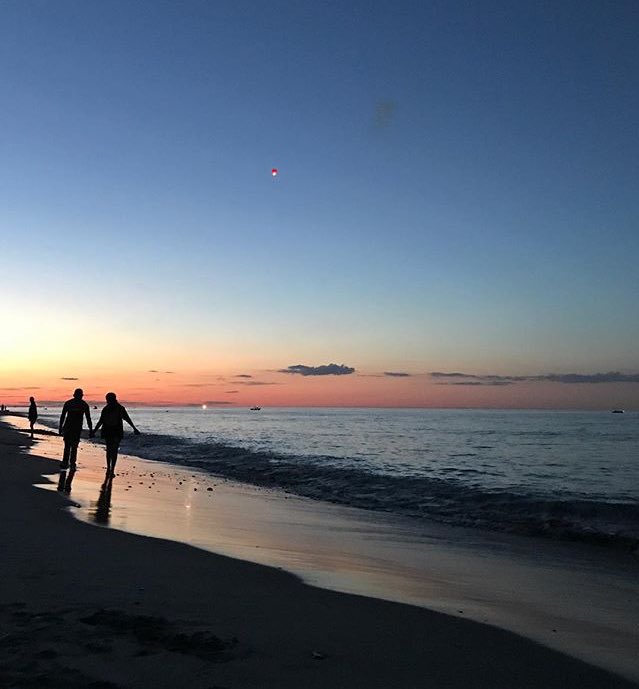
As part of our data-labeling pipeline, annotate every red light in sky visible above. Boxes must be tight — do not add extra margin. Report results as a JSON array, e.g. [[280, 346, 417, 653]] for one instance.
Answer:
[[271, 168, 278, 177]]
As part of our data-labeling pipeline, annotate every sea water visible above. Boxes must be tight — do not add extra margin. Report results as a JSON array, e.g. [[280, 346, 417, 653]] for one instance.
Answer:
[[34, 407, 639, 549]]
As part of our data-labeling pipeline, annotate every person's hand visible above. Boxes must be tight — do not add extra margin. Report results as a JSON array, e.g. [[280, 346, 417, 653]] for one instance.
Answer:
[[134, 428, 141, 436]]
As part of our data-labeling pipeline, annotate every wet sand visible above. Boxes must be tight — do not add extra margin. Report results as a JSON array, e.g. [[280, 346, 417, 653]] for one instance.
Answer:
[[1, 416, 638, 688]]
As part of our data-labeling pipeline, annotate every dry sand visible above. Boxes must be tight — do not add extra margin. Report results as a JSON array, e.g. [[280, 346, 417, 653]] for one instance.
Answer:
[[1, 418, 638, 688]]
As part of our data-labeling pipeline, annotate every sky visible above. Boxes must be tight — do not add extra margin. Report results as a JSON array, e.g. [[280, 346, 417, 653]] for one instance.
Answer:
[[1, 0, 638, 409]]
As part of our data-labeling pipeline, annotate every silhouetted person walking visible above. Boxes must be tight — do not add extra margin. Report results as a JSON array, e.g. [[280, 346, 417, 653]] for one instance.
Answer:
[[28, 396, 38, 438], [59, 388, 92, 470], [92, 392, 140, 477]]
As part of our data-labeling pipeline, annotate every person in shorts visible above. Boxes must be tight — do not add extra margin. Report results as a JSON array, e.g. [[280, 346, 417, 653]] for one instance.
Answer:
[[58, 388, 93, 470], [92, 392, 140, 477]]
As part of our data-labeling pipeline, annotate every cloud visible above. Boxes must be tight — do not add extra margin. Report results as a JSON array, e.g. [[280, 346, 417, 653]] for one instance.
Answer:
[[147, 369, 159, 373], [384, 371, 411, 377], [164, 371, 175, 374], [226, 391, 239, 394], [542, 372, 639, 384], [279, 363, 355, 377], [430, 372, 527, 382], [0, 386, 41, 391], [60, 377, 79, 381], [174, 383, 218, 388], [203, 400, 233, 405], [444, 381, 514, 387], [431, 371, 639, 385], [234, 374, 252, 379], [236, 381, 279, 386]]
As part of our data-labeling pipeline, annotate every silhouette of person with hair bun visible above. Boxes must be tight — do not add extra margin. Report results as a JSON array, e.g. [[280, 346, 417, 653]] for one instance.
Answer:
[[92, 392, 140, 477]]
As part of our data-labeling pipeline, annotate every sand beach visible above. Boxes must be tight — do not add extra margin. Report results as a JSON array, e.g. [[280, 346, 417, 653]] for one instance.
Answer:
[[1, 415, 638, 688]]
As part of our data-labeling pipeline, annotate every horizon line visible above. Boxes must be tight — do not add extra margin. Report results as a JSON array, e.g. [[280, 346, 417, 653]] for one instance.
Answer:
[[2, 403, 635, 412]]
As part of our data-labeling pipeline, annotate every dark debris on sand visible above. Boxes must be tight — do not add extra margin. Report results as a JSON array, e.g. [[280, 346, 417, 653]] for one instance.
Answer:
[[0, 667, 121, 689], [80, 609, 235, 661], [0, 603, 236, 688]]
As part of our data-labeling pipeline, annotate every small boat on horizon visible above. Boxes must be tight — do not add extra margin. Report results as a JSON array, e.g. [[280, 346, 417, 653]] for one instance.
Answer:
[[611, 409, 625, 414], [250, 406, 261, 411]]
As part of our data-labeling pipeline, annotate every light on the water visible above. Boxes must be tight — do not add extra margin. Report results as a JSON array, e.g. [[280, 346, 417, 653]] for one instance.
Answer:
[[202, 404, 207, 410]]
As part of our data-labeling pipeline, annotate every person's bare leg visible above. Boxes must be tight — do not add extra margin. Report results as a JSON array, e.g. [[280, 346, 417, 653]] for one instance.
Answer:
[[61, 440, 71, 469], [111, 446, 119, 476], [106, 439, 119, 476], [69, 442, 79, 470]]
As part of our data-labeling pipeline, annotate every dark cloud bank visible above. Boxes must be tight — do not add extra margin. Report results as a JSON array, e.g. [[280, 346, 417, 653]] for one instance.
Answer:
[[431, 371, 639, 386], [279, 364, 355, 377], [384, 371, 411, 377]]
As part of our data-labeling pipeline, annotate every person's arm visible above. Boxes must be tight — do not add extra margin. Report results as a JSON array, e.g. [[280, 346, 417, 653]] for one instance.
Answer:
[[91, 409, 104, 438], [85, 403, 93, 433], [58, 403, 68, 435], [121, 407, 140, 435]]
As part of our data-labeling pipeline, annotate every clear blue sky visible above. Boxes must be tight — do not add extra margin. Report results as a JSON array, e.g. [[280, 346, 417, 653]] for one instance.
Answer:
[[1, 1, 638, 394]]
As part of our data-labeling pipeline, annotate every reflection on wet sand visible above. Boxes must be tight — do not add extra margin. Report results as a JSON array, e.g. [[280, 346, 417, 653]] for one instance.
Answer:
[[91, 474, 113, 525]]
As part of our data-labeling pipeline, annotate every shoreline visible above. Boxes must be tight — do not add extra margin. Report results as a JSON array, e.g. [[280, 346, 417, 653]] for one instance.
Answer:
[[21, 406, 639, 553], [1, 418, 638, 687]]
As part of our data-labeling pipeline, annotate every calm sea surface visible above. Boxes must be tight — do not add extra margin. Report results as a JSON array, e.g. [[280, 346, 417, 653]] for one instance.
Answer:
[[36, 407, 639, 549]]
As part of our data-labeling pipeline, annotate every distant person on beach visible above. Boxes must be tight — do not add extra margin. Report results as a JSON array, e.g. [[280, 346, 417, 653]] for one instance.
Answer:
[[28, 396, 38, 437], [92, 392, 140, 477], [58, 388, 93, 470]]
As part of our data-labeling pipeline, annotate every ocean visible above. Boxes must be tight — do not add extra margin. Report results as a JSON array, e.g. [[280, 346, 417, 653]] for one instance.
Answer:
[[35, 406, 639, 550]]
